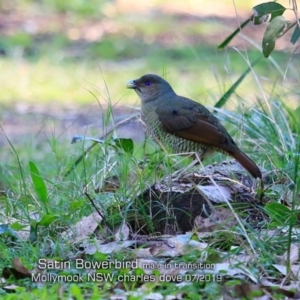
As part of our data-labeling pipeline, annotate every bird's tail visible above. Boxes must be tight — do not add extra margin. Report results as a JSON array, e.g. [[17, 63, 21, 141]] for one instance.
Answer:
[[232, 150, 262, 179]]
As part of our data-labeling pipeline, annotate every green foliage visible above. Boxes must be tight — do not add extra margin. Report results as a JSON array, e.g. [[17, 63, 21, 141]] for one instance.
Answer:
[[219, 1, 299, 57], [252, 1, 286, 22], [217, 18, 251, 50], [113, 138, 134, 154], [264, 202, 295, 226], [29, 161, 48, 204], [291, 22, 300, 44], [262, 16, 287, 57]]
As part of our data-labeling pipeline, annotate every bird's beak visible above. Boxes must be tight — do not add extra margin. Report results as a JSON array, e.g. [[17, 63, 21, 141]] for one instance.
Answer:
[[126, 79, 137, 89]]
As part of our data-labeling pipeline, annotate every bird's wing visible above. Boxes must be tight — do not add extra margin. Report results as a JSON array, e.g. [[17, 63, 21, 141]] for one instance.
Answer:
[[156, 98, 232, 148]]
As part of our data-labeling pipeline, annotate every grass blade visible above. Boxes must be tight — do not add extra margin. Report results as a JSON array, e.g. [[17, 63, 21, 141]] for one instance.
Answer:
[[217, 18, 251, 49], [214, 57, 261, 108], [29, 161, 48, 204]]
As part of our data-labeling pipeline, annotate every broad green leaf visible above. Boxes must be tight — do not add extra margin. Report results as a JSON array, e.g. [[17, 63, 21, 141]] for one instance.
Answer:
[[291, 22, 300, 44], [29, 161, 48, 203], [225, 279, 243, 286], [214, 58, 261, 108], [10, 222, 27, 231], [252, 2, 286, 23], [262, 16, 287, 57], [38, 214, 59, 226], [114, 138, 134, 154], [217, 18, 251, 49], [264, 202, 293, 225]]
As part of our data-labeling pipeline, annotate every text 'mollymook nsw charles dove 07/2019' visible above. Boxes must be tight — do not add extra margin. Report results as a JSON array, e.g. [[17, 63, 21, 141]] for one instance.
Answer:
[[126, 74, 262, 179]]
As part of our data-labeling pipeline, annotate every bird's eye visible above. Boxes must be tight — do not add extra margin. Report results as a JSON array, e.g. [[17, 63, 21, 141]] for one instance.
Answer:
[[145, 81, 151, 86]]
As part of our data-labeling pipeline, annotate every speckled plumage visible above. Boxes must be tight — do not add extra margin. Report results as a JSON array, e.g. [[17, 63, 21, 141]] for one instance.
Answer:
[[141, 102, 211, 158]]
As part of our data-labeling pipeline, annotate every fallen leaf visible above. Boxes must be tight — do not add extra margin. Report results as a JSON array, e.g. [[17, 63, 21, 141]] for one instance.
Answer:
[[2, 258, 31, 279], [114, 223, 130, 241], [61, 211, 103, 243]]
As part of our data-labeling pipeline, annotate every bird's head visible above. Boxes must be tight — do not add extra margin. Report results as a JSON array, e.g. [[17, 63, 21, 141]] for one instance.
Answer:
[[126, 74, 175, 103]]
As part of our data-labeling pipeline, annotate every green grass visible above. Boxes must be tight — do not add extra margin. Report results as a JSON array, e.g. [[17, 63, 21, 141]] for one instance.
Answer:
[[0, 47, 297, 107], [1, 81, 299, 298], [0, 1, 300, 298]]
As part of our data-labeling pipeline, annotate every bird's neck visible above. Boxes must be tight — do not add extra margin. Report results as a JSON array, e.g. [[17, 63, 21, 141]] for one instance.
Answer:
[[141, 89, 176, 103]]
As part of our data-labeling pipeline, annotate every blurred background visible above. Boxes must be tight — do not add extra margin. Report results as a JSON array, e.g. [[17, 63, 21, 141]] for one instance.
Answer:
[[0, 0, 298, 162]]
